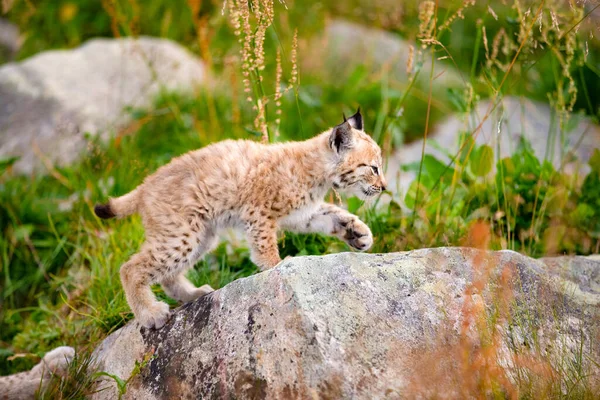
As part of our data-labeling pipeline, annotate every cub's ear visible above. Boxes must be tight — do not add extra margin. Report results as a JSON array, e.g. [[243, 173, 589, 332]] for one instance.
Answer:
[[347, 107, 363, 131], [329, 120, 355, 154]]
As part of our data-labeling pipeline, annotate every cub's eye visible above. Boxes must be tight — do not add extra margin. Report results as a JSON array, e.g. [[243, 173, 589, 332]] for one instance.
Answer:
[[371, 166, 379, 175]]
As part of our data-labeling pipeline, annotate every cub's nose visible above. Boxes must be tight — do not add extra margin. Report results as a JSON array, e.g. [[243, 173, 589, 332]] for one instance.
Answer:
[[379, 176, 387, 192]]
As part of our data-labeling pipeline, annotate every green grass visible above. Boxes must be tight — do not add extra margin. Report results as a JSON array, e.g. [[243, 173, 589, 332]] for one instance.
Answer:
[[1, 0, 599, 397]]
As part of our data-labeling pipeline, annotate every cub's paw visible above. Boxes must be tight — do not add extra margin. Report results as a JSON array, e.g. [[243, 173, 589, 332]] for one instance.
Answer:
[[343, 219, 373, 251], [138, 301, 171, 329], [191, 284, 215, 299], [41, 346, 75, 376]]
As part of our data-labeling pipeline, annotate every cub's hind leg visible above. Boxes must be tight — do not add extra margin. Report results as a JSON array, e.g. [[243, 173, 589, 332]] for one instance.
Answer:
[[120, 248, 171, 329], [160, 231, 218, 303], [121, 217, 219, 328]]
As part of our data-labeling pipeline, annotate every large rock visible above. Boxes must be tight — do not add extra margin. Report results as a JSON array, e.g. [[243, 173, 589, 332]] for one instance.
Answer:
[[90, 249, 600, 399], [304, 20, 461, 88], [388, 96, 600, 198], [0, 37, 205, 174], [0, 18, 20, 62]]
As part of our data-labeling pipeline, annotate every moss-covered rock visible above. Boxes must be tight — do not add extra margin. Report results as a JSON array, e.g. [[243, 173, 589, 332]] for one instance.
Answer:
[[90, 249, 600, 399]]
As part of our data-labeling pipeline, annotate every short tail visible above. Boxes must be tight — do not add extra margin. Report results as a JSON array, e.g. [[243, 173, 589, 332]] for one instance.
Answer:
[[94, 188, 140, 219]]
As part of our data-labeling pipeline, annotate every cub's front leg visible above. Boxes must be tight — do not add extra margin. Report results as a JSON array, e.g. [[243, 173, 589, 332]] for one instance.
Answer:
[[245, 218, 282, 271], [282, 202, 373, 251]]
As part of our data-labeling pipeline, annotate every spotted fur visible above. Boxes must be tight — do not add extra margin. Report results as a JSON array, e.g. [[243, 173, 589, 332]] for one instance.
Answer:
[[95, 110, 387, 329]]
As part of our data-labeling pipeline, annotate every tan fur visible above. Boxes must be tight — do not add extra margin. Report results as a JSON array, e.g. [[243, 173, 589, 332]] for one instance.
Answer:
[[96, 112, 387, 329], [0, 346, 74, 400]]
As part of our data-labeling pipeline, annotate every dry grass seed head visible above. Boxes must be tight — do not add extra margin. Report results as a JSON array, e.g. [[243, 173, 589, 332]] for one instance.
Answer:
[[439, 0, 476, 32], [274, 48, 283, 135], [418, 1, 436, 45], [406, 44, 414, 75], [290, 29, 299, 88]]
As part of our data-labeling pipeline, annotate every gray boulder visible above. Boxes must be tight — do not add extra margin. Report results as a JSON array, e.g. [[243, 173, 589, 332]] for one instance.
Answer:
[[90, 249, 600, 399], [0, 18, 20, 62], [388, 96, 600, 199], [306, 19, 461, 89], [0, 37, 205, 174]]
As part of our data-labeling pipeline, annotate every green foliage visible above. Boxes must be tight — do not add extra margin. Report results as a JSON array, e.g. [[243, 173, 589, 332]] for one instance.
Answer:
[[5, 0, 216, 60], [38, 349, 101, 399], [495, 138, 556, 252], [578, 149, 600, 236], [402, 136, 598, 256], [91, 351, 155, 400]]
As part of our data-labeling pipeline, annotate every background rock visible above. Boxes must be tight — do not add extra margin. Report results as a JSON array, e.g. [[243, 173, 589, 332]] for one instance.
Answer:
[[90, 249, 600, 399], [305, 19, 461, 88], [387, 96, 600, 199], [0, 37, 205, 174], [0, 18, 20, 62]]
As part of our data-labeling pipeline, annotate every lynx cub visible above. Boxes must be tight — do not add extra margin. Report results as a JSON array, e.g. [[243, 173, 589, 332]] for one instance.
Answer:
[[95, 109, 387, 329]]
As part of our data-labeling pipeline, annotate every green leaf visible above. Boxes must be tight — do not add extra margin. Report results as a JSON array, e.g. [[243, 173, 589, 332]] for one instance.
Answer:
[[422, 154, 453, 181], [470, 145, 493, 177], [347, 196, 363, 214], [93, 371, 128, 395], [402, 154, 455, 190], [497, 157, 515, 176], [404, 180, 428, 209]]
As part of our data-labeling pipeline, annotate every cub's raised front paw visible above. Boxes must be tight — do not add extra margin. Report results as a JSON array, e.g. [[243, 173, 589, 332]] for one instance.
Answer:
[[343, 219, 373, 251], [138, 301, 171, 329]]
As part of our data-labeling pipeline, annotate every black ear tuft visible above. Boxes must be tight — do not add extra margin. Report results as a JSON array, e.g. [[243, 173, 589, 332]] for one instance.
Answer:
[[347, 107, 363, 130], [329, 121, 354, 154]]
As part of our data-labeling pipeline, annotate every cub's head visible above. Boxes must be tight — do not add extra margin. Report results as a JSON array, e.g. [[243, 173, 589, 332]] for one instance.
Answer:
[[328, 108, 387, 200]]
